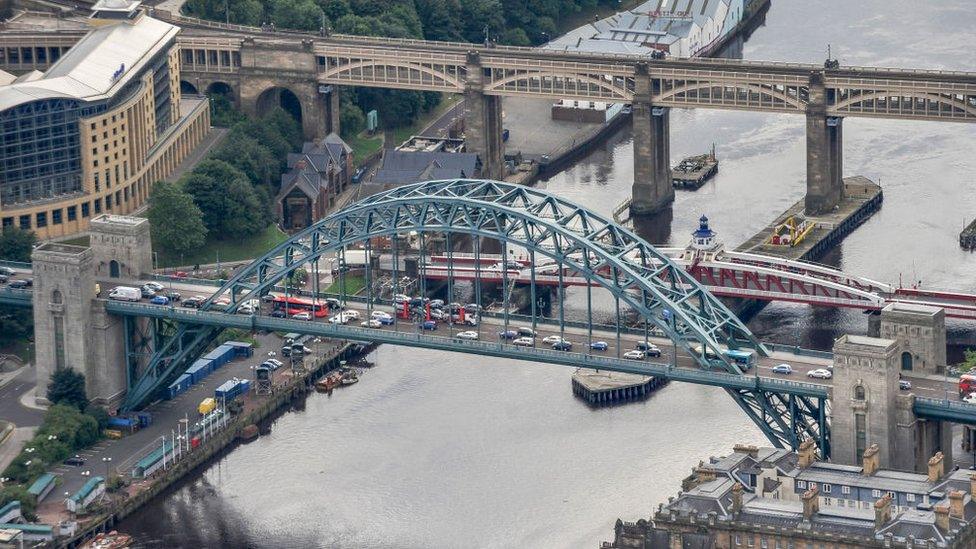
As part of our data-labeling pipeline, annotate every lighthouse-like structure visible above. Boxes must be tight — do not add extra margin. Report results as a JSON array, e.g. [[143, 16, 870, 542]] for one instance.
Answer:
[[677, 215, 724, 262]]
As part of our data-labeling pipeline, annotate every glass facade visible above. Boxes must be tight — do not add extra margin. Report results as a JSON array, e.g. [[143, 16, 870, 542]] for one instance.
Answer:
[[0, 99, 105, 206]]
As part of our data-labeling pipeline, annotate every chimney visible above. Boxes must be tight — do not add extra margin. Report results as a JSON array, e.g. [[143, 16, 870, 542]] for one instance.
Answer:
[[731, 482, 744, 514], [801, 486, 819, 520], [695, 467, 717, 484], [862, 444, 880, 476], [797, 438, 817, 468], [874, 493, 892, 530], [927, 451, 944, 482], [733, 444, 759, 458], [948, 489, 965, 519], [934, 504, 950, 532]]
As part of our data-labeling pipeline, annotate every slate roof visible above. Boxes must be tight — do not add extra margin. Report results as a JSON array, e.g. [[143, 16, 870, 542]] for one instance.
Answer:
[[373, 151, 479, 186]]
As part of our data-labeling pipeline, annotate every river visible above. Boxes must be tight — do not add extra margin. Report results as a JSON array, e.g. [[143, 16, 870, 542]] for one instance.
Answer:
[[120, 2, 976, 547]]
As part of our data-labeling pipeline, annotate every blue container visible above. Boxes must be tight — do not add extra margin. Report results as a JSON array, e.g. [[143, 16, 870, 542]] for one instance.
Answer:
[[238, 379, 251, 394], [167, 374, 192, 399], [136, 412, 153, 428], [107, 417, 135, 429], [203, 345, 235, 369], [184, 359, 214, 384], [224, 341, 254, 358]]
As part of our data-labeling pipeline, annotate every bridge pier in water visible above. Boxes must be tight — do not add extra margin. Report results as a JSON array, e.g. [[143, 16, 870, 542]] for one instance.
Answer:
[[630, 63, 674, 216], [464, 52, 505, 180], [805, 73, 845, 215]]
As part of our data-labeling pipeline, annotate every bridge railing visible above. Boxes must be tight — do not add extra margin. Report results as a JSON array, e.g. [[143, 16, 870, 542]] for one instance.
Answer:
[[913, 396, 976, 423], [0, 259, 31, 271]]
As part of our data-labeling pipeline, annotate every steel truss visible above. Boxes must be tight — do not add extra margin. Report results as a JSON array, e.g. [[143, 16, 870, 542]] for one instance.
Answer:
[[121, 179, 827, 454]]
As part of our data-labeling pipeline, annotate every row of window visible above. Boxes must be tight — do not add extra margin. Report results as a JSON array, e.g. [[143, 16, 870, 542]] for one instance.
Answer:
[[733, 534, 831, 549], [1, 185, 140, 231], [0, 46, 66, 65], [180, 49, 240, 68], [796, 480, 915, 502]]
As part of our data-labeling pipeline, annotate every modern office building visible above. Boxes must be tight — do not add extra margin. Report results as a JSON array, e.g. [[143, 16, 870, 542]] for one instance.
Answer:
[[0, 0, 211, 240], [605, 441, 976, 548]]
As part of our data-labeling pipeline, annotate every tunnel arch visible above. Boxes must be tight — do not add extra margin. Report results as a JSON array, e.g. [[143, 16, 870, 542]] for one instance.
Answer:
[[255, 86, 303, 122], [179, 80, 199, 95]]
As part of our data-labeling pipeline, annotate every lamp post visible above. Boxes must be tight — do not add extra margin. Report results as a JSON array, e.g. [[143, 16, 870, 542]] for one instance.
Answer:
[[101, 457, 112, 479]]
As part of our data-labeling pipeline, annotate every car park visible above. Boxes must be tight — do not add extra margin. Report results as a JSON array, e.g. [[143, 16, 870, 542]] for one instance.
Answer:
[[589, 341, 609, 351], [420, 320, 437, 330], [771, 364, 793, 375], [64, 455, 86, 466], [552, 340, 573, 351], [361, 319, 382, 328], [623, 350, 646, 360], [149, 296, 170, 306], [498, 330, 518, 340], [292, 311, 312, 321], [806, 368, 832, 379], [513, 336, 535, 347], [456, 331, 479, 340]]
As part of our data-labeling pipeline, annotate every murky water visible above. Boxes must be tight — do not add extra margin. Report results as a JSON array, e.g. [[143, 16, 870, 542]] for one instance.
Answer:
[[121, 2, 976, 547]]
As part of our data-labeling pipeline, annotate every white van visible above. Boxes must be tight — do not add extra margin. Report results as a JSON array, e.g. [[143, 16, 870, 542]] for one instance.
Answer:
[[108, 286, 142, 302]]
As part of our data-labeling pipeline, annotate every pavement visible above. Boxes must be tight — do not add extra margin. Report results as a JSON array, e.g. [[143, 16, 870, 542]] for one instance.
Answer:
[[502, 97, 602, 159]]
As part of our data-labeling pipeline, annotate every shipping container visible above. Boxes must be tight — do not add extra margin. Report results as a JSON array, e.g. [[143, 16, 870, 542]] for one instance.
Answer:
[[224, 341, 254, 358], [167, 374, 192, 399], [136, 412, 153, 428], [184, 359, 214, 384], [107, 417, 135, 429], [203, 344, 236, 369], [214, 378, 250, 401]]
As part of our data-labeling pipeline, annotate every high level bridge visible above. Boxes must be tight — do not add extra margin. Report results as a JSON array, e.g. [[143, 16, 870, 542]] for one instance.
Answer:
[[2, 11, 976, 215], [1, 180, 974, 470]]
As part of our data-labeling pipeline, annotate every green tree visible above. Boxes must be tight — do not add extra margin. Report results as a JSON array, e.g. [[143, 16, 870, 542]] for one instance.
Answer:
[[960, 349, 976, 372], [47, 367, 88, 410], [269, 0, 327, 31], [147, 181, 208, 256], [183, 160, 268, 237], [0, 227, 36, 262], [339, 103, 366, 138], [212, 133, 279, 187], [0, 485, 37, 521]]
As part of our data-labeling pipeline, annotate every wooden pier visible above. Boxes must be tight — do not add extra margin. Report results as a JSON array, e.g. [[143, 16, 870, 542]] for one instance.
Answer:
[[571, 370, 667, 406]]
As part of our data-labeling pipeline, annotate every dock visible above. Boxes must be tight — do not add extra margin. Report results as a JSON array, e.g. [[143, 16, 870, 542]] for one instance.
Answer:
[[960, 218, 976, 251], [671, 152, 718, 190], [571, 370, 667, 406], [736, 176, 883, 261]]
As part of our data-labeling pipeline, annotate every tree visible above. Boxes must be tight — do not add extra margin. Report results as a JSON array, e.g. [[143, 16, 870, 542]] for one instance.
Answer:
[[339, 103, 366, 138], [183, 160, 268, 238], [47, 367, 88, 410], [0, 485, 36, 521], [269, 0, 327, 31], [0, 227, 36, 262], [147, 181, 208, 256]]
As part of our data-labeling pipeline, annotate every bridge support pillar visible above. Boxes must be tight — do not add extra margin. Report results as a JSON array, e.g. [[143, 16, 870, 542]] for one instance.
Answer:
[[464, 52, 504, 180], [631, 64, 673, 216], [805, 72, 844, 215], [880, 302, 946, 375]]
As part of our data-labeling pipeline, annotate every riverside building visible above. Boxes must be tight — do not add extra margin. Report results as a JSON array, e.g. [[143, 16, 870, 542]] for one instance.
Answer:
[[0, 0, 211, 240]]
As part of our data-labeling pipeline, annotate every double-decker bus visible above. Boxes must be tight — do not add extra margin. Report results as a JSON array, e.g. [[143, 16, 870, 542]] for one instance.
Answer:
[[270, 296, 329, 317]]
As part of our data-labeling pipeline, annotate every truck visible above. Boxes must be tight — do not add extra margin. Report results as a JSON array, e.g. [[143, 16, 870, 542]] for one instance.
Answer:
[[108, 286, 141, 302]]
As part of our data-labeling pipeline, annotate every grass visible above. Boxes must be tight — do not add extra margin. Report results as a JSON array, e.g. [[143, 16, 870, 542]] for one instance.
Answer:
[[346, 132, 384, 167], [154, 224, 289, 268], [324, 274, 366, 296]]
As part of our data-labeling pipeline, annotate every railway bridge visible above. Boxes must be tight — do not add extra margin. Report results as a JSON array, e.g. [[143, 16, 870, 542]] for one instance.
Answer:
[[2, 11, 976, 215], [0, 180, 973, 471]]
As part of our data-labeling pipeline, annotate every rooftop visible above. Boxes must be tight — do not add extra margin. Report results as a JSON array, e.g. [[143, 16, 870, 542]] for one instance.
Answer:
[[883, 302, 943, 316], [35, 242, 89, 255], [840, 334, 898, 348], [0, 12, 179, 112], [90, 214, 147, 227]]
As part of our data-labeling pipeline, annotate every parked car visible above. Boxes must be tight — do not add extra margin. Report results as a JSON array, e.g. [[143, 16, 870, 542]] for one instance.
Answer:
[[108, 286, 141, 302], [238, 304, 256, 315], [513, 336, 535, 347], [623, 350, 646, 360], [429, 299, 445, 309], [589, 341, 609, 351], [771, 364, 793, 375], [140, 286, 156, 298], [63, 455, 86, 466], [149, 296, 170, 306], [292, 311, 312, 321], [371, 310, 392, 319], [361, 319, 382, 328], [8, 279, 31, 289], [464, 303, 482, 313], [899, 379, 912, 390], [806, 368, 832, 379], [429, 309, 446, 320], [498, 330, 518, 340], [456, 331, 479, 341], [419, 320, 437, 330], [542, 335, 565, 345], [552, 340, 573, 351], [393, 293, 411, 304]]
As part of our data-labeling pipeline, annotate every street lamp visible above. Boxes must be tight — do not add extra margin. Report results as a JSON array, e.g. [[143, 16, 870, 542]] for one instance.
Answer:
[[101, 457, 112, 479]]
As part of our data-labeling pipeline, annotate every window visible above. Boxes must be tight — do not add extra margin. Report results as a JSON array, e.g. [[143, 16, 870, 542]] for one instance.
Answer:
[[52, 209, 62, 225], [54, 315, 66, 370], [2, 218, 12, 229], [841, 485, 851, 495], [94, 198, 102, 214], [67, 206, 77, 221], [872, 489, 882, 498], [735, 535, 741, 546], [907, 493, 915, 502], [760, 539, 768, 549], [105, 195, 112, 209], [854, 385, 865, 400], [887, 491, 895, 499], [796, 481, 806, 489], [81, 202, 90, 218], [901, 351, 913, 371], [19, 215, 30, 230], [94, 172, 100, 191], [856, 413, 867, 461], [822, 484, 831, 493]]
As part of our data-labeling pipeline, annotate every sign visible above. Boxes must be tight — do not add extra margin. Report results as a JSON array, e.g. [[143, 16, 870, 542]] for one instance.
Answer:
[[110, 63, 126, 82], [366, 109, 378, 132]]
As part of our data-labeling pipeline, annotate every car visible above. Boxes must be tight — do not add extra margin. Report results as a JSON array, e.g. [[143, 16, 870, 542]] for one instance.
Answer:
[[513, 336, 535, 347], [8, 279, 30, 289], [63, 455, 86, 466], [429, 309, 447, 320], [182, 296, 204, 308], [140, 286, 156, 298], [361, 319, 382, 328], [409, 297, 430, 307], [261, 294, 278, 303], [144, 281, 165, 292], [964, 393, 976, 405], [623, 350, 646, 360], [0, 275, 7, 284], [280, 346, 292, 358], [589, 341, 609, 351], [325, 298, 343, 309], [542, 335, 565, 345], [393, 294, 411, 304], [377, 315, 395, 325], [634, 342, 662, 357], [464, 303, 482, 313], [165, 291, 182, 302], [429, 299, 445, 309], [447, 302, 463, 312], [238, 304, 256, 315], [806, 368, 832, 379], [149, 296, 170, 305], [498, 330, 518, 340], [456, 331, 479, 341], [516, 327, 536, 337], [212, 297, 231, 310], [343, 310, 360, 320], [270, 310, 287, 318], [0, 267, 14, 277], [371, 311, 392, 320], [173, 271, 188, 278], [328, 314, 348, 324], [419, 320, 438, 330], [267, 358, 284, 368], [552, 340, 573, 351], [899, 379, 912, 390], [771, 364, 793, 375], [292, 311, 313, 321]]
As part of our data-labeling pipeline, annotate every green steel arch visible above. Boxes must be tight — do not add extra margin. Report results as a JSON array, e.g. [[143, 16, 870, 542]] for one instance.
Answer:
[[122, 179, 826, 453]]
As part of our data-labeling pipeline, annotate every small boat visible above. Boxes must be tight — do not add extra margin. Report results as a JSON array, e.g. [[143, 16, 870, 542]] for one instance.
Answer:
[[315, 371, 343, 392], [83, 531, 133, 549], [340, 370, 359, 386]]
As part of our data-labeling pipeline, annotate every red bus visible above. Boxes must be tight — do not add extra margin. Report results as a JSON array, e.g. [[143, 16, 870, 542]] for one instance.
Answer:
[[271, 296, 328, 317], [960, 374, 976, 397]]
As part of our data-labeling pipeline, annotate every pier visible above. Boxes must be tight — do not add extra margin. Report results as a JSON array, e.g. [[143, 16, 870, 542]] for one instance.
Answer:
[[571, 370, 667, 406], [960, 218, 976, 250]]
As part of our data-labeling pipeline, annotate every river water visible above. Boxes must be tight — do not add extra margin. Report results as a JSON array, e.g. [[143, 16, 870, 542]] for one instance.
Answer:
[[121, 2, 976, 547]]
